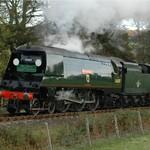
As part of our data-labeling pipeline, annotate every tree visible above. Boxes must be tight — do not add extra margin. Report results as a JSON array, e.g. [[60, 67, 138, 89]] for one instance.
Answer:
[[134, 30, 150, 63], [130, 19, 150, 63], [78, 29, 134, 61], [0, 0, 42, 51]]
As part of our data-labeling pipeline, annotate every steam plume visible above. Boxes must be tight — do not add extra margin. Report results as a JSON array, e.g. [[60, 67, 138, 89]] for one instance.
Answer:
[[42, 0, 150, 52]]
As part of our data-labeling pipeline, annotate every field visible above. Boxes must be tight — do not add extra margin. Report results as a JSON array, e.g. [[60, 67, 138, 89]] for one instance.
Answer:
[[67, 133, 150, 150], [0, 109, 150, 150]]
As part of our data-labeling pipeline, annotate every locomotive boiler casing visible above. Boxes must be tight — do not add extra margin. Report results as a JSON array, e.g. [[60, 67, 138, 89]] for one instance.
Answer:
[[41, 47, 122, 94]]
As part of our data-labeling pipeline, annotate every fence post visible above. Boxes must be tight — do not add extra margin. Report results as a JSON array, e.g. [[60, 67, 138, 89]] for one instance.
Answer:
[[86, 117, 92, 146], [114, 114, 120, 138], [137, 111, 144, 134], [45, 122, 53, 150], [93, 114, 100, 138]]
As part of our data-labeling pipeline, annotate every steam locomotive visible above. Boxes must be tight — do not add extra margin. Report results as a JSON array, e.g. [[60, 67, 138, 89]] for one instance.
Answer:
[[0, 45, 150, 114]]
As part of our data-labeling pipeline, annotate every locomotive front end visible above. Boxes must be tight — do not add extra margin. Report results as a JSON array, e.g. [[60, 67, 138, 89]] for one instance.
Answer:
[[0, 46, 46, 114]]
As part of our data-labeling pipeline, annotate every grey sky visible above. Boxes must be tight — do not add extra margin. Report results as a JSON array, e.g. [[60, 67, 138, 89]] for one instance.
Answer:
[[43, 0, 150, 32]]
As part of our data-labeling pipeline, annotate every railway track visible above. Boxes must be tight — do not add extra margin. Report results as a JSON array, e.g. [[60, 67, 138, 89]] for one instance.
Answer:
[[0, 106, 150, 125]]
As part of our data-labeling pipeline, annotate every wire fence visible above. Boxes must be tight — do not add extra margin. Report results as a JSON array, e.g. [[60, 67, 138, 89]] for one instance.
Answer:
[[0, 110, 150, 150]]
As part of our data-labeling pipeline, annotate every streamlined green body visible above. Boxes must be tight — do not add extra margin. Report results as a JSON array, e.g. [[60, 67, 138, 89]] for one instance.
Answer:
[[41, 47, 122, 93], [1, 45, 150, 114]]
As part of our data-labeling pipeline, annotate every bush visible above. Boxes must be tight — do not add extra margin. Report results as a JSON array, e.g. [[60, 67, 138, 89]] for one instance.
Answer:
[[0, 49, 10, 77]]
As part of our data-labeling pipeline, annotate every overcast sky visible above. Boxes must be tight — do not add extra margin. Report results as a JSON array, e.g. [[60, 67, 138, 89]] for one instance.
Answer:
[[43, 0, 150, 32]]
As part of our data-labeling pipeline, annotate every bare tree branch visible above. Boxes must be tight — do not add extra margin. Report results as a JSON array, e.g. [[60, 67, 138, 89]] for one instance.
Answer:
[[0, 0, 42, 49]]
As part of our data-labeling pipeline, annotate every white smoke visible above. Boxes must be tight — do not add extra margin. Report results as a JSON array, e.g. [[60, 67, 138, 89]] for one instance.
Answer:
[[52, 35, 84, 53], [44, 0, 150, 32], [42, 0, 150, 51]]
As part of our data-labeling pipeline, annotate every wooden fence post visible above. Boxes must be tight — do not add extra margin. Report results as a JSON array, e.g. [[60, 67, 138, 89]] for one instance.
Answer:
[[93, 114, 100, 138], [137, 111, 144, 134], [45, 122, 53, 150], [86, 117, 92, 146], [114, 114, 120, 138]]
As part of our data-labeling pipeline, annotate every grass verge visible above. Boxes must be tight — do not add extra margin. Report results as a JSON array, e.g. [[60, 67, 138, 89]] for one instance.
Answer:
[[0, 109, 150, 149]]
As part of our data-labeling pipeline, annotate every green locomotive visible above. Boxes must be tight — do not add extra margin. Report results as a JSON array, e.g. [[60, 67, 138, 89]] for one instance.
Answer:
[[0, 45, 150, 114]]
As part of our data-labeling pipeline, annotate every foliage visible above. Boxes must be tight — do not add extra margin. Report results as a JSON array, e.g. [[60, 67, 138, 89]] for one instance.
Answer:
[[0, 0, 42, 51], [0, 49, 10, 77], [68, 21, 135, 61], [48, 19, 150, 63], [132, 30, 150, 63], [82, 30, 135, 61]]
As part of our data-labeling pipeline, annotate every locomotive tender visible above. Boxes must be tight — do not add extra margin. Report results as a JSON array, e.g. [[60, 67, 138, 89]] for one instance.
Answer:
[[0, 45, 150, 114]]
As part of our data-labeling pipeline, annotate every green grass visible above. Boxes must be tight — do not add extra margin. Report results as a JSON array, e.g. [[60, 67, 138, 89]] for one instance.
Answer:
[[66, 133, 150, 150], [1, 109, 150, 150]]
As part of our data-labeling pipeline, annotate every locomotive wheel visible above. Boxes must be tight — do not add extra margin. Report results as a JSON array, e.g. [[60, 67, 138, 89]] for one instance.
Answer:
[[71, 91, 86, 112], [48, 101, 56, 114], [24, 103, 31, 114], [31, 99, 41, 115], [128, 96, 134, 107], [103, 95, 112, 108], [86, 95, 99, 111], [122, 96, 128, 108], [7, 105, 17, 114], [73, 103, 86, 112], [138, 96, 145, 106], [7, 100, 20, 115], [56, 101, 71, 113], [133, 96, 140, 107]]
